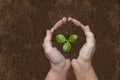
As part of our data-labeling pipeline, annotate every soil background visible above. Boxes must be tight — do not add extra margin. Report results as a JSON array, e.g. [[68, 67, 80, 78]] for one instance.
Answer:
[[0, 0, 120, 80]]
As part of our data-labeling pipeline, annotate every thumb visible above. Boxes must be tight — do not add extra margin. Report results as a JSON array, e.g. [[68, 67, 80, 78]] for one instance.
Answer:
[[71, 59, 82, 80]]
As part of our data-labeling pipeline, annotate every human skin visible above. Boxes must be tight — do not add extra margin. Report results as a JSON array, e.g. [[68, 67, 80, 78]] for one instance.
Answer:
[[69, 17, 98, 80], [43, 17, 98, 80], [43, 17, 71, 80]]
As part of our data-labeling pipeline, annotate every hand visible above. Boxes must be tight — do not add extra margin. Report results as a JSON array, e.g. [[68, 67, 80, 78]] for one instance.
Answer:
[[43, 17, 70, 80], [69, 17, 98, 80]]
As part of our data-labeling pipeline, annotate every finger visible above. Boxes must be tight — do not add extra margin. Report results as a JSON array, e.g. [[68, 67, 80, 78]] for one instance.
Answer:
[[69, 18, 96, 60], [51, 17, 67, 33], [43, 30, 53, 51], [70, 18, 96, 45], [71, 59, 81, 80], [85, 26, 96, 46], [63, 59, 71, 80], [69, 17, 86, 31]]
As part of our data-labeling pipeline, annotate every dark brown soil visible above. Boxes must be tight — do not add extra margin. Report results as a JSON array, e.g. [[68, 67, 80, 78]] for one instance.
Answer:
[[0, 0, 120, 80]]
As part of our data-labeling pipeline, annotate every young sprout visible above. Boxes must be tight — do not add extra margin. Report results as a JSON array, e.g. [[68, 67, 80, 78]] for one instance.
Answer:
[[69, 35, 78, 43], [56, 34, 78, 52], [56, 34, 67, 43], [63, 41, 71, 52]]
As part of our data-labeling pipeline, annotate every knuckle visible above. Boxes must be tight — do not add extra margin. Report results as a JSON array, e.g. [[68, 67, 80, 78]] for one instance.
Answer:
[[53, 47, 57, 50], [89, 32, 94, 37], [44, 37, 48, 41], [57, 61, 66, 68], [88, 43, 95, 48], [52, 62, 66, 72], [78, 56, 91, 63], [45, 48, 51, 54]]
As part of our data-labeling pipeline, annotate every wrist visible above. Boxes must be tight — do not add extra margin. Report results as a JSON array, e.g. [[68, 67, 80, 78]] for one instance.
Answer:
[[50, 66, 63, 74], [50, 61, 66, 73], [77, 58, 92, 70], [45, 68, 62, 80]]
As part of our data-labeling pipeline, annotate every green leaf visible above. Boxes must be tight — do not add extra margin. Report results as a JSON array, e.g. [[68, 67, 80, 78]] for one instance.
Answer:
[[56, 34, 67, 43], [69, 34, 78, 43], [63, 42, 71, 52]]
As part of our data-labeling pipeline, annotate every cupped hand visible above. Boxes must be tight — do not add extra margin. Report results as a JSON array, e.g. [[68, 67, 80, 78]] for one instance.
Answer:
[[69, 17, 98, 80], [43, 17, 98, 80], [43, 17, 70, 80]]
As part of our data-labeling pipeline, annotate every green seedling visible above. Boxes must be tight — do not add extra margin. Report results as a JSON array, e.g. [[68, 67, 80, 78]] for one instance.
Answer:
[[56, 34, 78, 52]]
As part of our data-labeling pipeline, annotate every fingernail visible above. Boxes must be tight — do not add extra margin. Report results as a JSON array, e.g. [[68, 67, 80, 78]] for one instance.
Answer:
[[72, 59, 76, 62], [68, 17, 72, 21], [47, 30, 49, 34], [47, 30, 51, 35], [63, 17, 67, 23]]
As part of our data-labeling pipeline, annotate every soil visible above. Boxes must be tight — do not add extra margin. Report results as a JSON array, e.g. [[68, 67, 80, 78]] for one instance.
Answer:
[[0, 0, 120, 80]]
